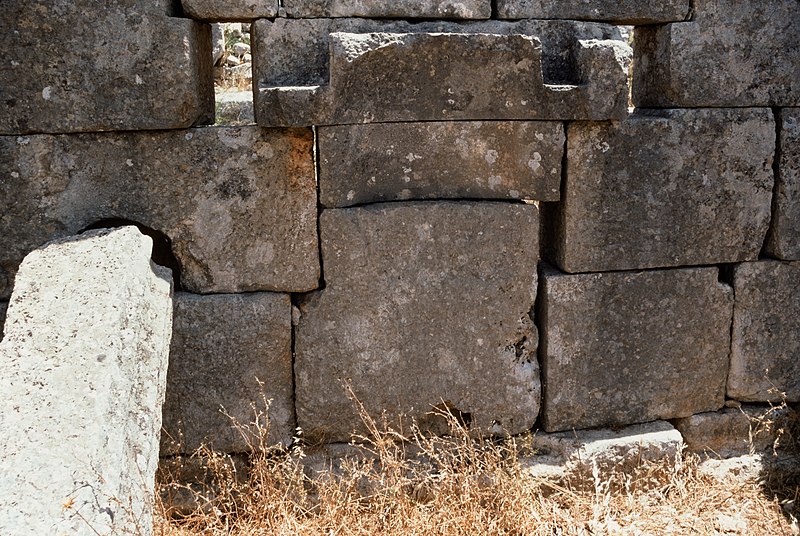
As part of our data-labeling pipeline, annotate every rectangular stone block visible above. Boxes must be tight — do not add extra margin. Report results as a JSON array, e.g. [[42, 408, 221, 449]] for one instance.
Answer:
[[633, 0, 800, 107], [295, 202, 540, 443], [318, 121, 564, 207], [0, 126, 318, 299], [540, 265, 732, 432], [283, 0, 490, 18], [1, 1, 214, 134], [182, 0, 277, 19], [497, 0, 690, 23], [766, 109, 800, 260], [553, 109, 774, 273], [0, 227, 173, 535], [253, 18, 630, 126], [162, 292, 293, 454], [728, 261, 800, 403]]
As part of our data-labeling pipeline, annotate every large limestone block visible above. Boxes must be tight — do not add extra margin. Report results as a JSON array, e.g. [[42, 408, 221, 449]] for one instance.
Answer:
[[633, 0, 800, 107], [162, 292, 293, 454], [766, 109, 800, 260], [283, 0, 490, 18], [728, 261, 800, 402], [295, 202, 540, 443], [497, 0, 689, 23], [0, 127, 318, 299], [553, 109, 774, 273], [1, 1, 213, 134], [540, 265, 732, 432], [318, 121, 564, 207], [0, 227, 173, 535], [253, 18, 630, 126], [182, 0, 277, 19]]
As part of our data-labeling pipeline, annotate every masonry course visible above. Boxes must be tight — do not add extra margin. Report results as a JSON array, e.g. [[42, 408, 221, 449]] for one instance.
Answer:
[[497, 0, 690, 24], [318, 121, 564, 207], [0, 126, 318, 299]]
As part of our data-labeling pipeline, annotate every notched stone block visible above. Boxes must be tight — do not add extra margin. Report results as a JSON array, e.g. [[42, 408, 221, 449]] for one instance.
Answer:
[[540, 265, 732, 432], [318, 121, 564, 207], [634, 0, 800, 107], [553, 108, 774, 273], [728, 261, 800, 403], [283, 0, 490, 18], [182, 0, 278, 19], [162, 292, 293, 454], [0, 127, 319, 299], [1, 1, 214, 134], [295, 202, 540, 443], [766, 109, 800, 260], [497, 0, 690, 23], [253, 18, 630, 126], [0, 227, 173, 535]]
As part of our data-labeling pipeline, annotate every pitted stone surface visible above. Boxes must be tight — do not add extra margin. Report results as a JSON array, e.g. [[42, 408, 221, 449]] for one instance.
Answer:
[[728, 261, 800, 403], [633, 0, 800, 107], [318, 121, 564, 207], [295, 202, 540, 442], [674, 406, 794, 458], [553, 109, 774, 273], [0, 127, 318, 299], [162, 292, 293, 454], [0, 227, 173, 536], [497, 0, 689, 23], [540, 265, 732, 432], [182, 0, 277, 19], [766, 109, 800, 260], [284, 0, 490, 18], [253, 19, 630, 126], [1, 1, 214, 134]]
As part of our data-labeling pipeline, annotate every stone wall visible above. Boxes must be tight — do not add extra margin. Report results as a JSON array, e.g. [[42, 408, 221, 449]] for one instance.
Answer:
[[1, 0, 798, 456]]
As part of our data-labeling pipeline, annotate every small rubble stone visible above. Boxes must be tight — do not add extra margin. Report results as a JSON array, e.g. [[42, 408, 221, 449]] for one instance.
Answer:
[[633, 0, 800, 107], [182, 0, 277, 19], [497, 0, 690, 23], [674, 405, 794, 458], [553, 108, 774, 273], [0, 126, 318, 299], [283, 0, 490, 18], [522, 421, 683, 484], [162, 292, 293, 454], [253, 18, 630, 126], [0, 227, 173, 535], [295, 202, 540, 443], [1, 1, 213, 134], [215, 90, 256, 126], [318, 121, 564, 207], [766, 109, 800, 260], [540, 265, 732, 432], [728, 261, 800, 402]]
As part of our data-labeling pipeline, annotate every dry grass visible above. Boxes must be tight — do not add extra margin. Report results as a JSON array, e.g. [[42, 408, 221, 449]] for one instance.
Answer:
[[154, 394, 799, 536]]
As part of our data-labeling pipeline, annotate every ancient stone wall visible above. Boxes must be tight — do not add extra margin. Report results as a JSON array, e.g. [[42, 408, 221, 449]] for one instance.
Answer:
[[1, 0, 798, 458]]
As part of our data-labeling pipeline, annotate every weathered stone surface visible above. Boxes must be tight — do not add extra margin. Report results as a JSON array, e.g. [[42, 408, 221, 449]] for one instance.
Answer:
[[522, 421, 683, 484], [552, 109, 774, 273], [296, 202, 540, 443], [633, 0, 800, 107], [0, 126, 318, 299], [497, 0, 689, 23], [766, 109, 800, 260], [215, 90, 256, 126], [540, 265, 732, 432], [1, 1, 214, 134], [0, 227, 173, 535], [728, 261, 800, 403], [182, 0, 277, 19], [253, 19, 630, 126], [283, 0, 490, 18], [162, 292, 293, 454], [318, 121, 564, 207], [674, 406, 794, 458]]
